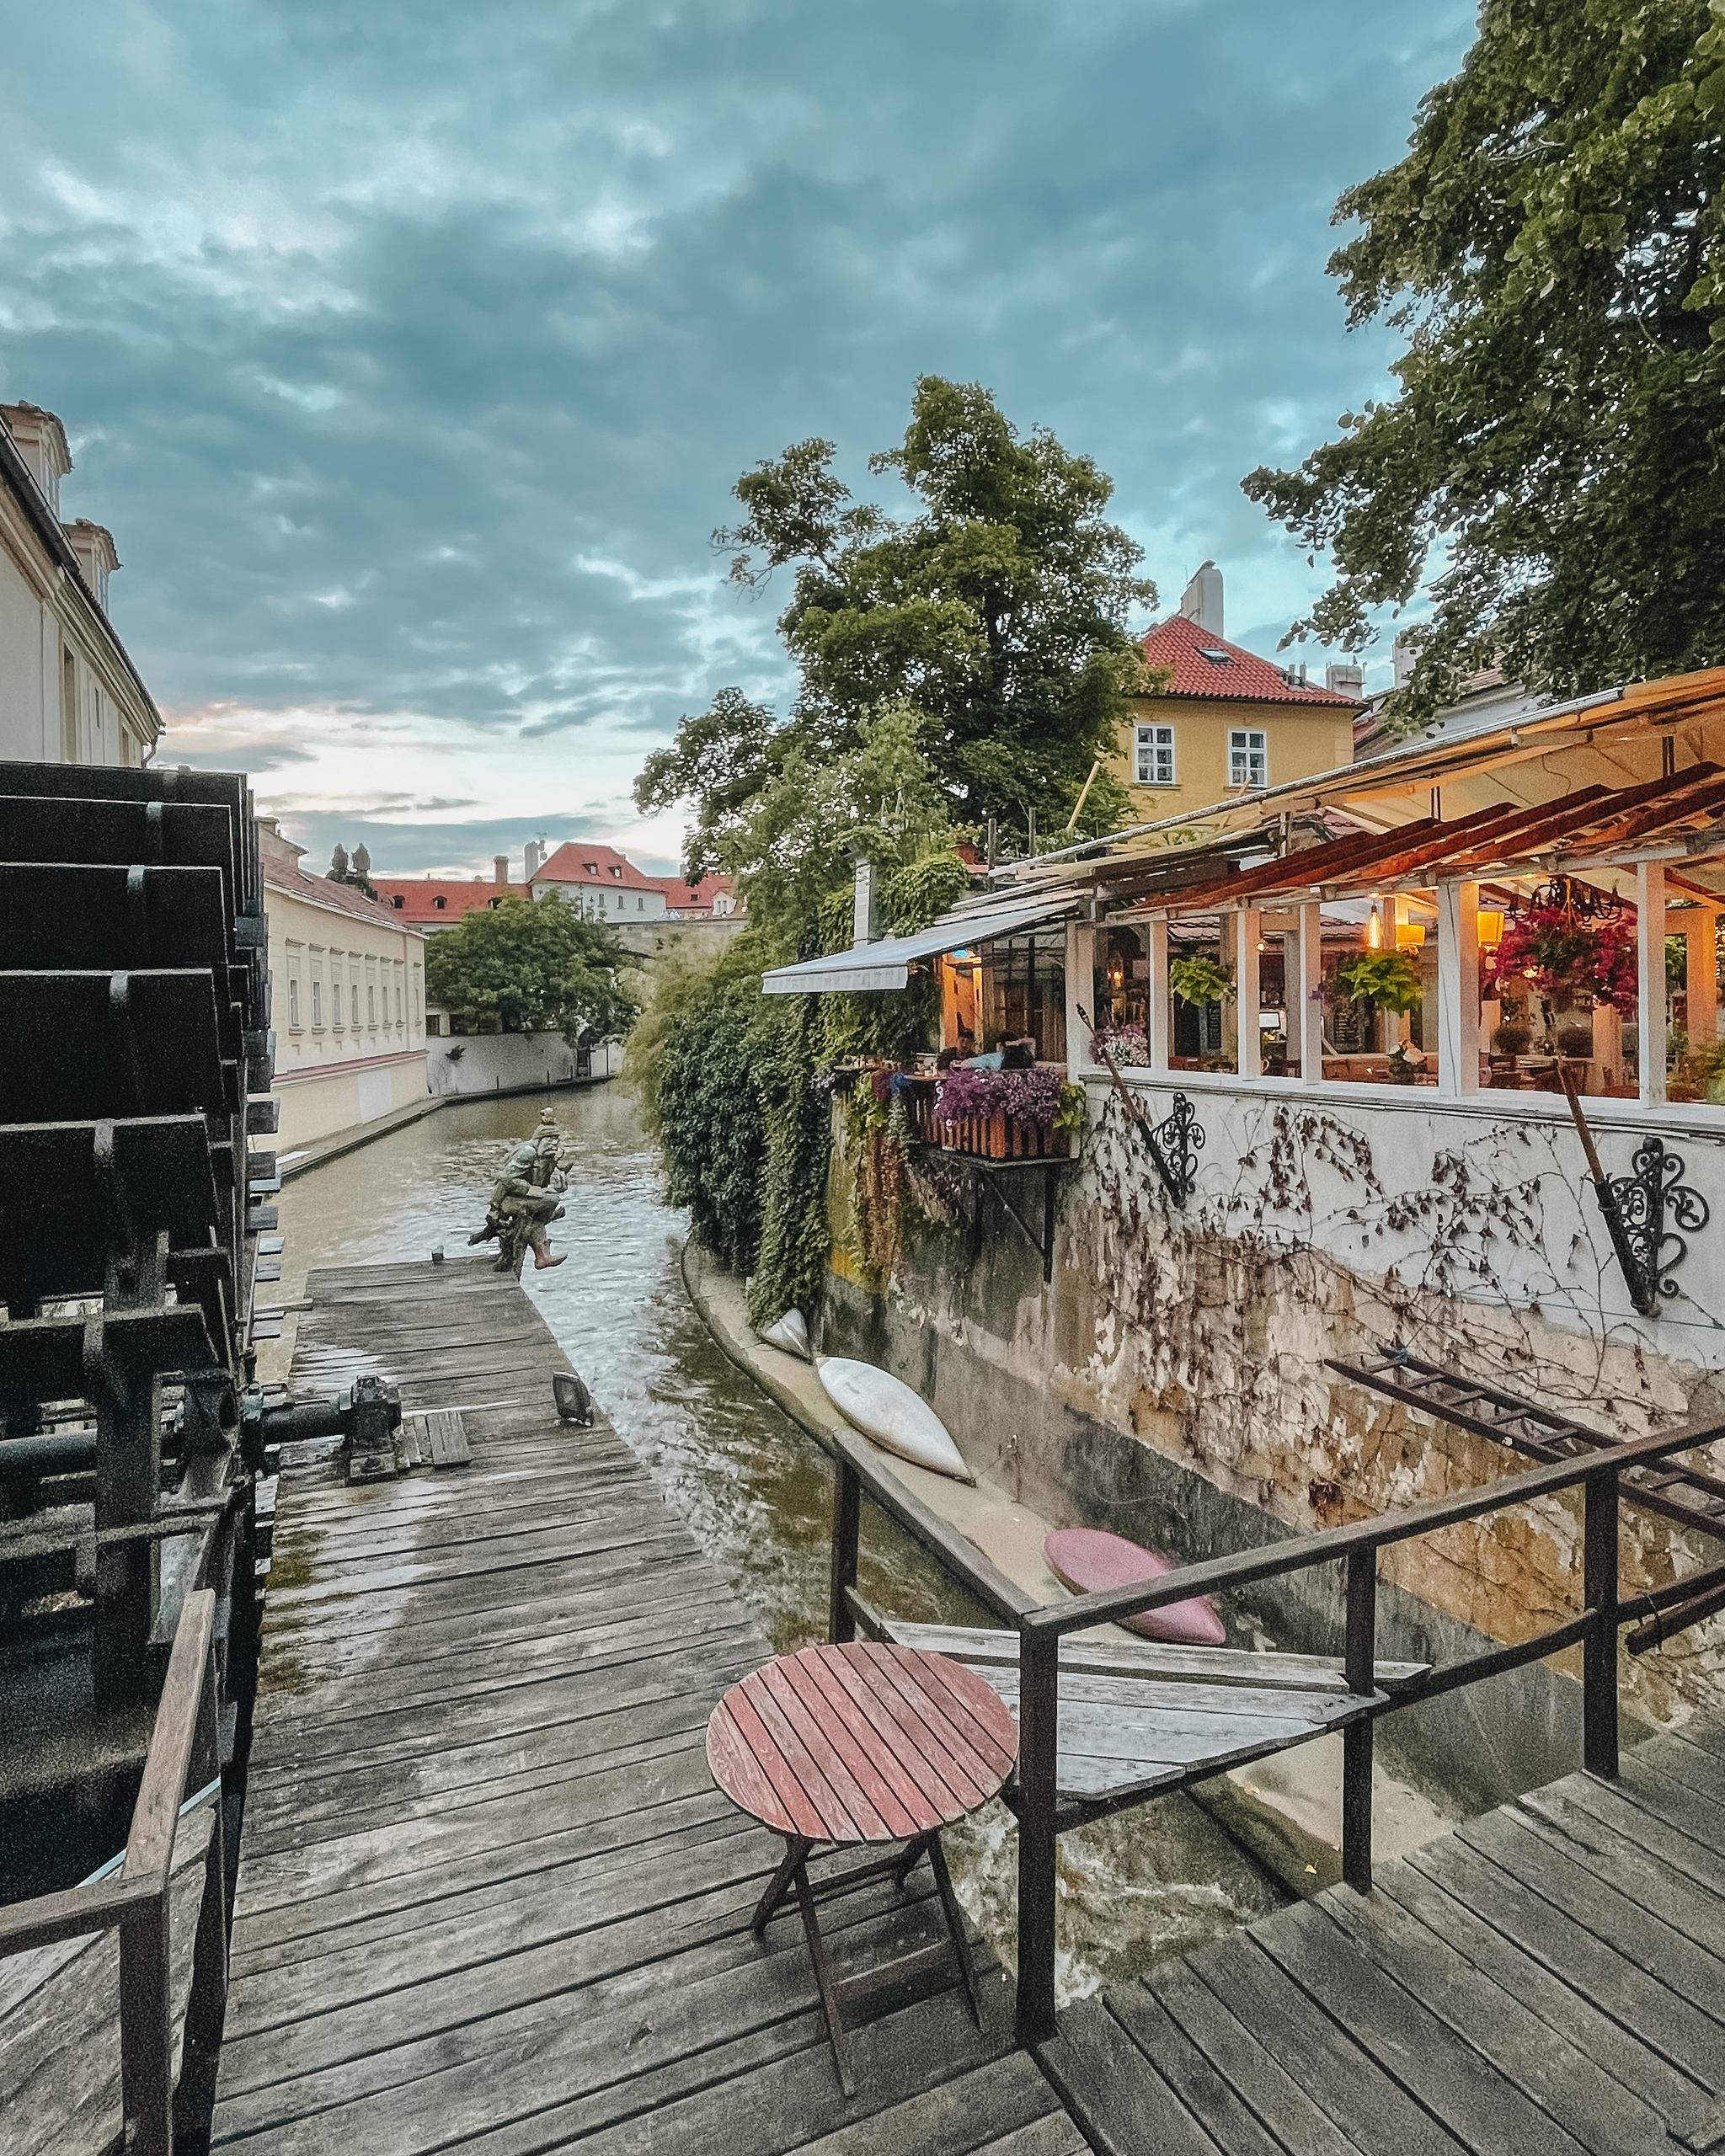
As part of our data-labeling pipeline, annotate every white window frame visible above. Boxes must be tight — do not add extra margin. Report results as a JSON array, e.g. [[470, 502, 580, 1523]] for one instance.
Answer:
[[1135, 723, 1176, 787], [288, 976, 301, 1029], [1228, 728, 1268, 788]]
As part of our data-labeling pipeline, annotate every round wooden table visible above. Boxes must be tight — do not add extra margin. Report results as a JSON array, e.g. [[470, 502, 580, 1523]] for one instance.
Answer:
[[706, 1641, 1018, 2093]]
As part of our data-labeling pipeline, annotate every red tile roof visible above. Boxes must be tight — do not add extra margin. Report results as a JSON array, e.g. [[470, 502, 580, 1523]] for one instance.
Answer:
[[1143, 613, 1364, 707], [370, 877, 529, 925], [645, 872, 736, 912], [533, 842, 661, 892], [260, 830, 427, 929]]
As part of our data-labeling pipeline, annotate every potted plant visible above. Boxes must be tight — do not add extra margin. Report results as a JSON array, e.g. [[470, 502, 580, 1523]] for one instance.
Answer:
[[1168, 953, 1234, 1009], [1333, 948, 1423, 1020]]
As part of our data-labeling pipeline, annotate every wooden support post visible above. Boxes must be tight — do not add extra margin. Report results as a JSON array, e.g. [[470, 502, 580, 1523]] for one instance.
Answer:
[[1015, 1623, 1060, 2045], [1147, 917, 1171, 1075], [1341, 1549, 1376, 1892], [1065, 921, 1095, 1076], [1295, 900, 1324, 1084], [1638, 862, 1667, 1106], [1234, 909, 1261, 1077], [1684, 909, 1718, 1052], [829, 1457, 861, 1646], [119, 1903, 173, 2156], [94, 1225, 169, 1706], [1436, 879, 1481, 1097], [1583, 1467, 1621, 1779]]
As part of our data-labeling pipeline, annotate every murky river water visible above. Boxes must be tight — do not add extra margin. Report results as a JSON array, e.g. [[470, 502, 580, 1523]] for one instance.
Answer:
[[270, 1085, 1284, 1999]]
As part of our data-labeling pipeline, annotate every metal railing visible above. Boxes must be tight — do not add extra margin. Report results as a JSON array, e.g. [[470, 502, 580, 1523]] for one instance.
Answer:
[[824, 1406, 1725, 2046], [0, 1588, 227, 2153]]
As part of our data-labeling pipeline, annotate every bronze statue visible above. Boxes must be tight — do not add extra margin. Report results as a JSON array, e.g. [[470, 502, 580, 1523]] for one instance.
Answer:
[[467, 1110, 570, 1274]]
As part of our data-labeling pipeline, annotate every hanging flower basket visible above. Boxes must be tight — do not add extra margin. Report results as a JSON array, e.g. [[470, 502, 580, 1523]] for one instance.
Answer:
[[933, 1062, 1081, 1160]]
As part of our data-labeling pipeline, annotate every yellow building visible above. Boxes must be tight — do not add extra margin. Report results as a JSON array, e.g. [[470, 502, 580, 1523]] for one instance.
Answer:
[[1111, 563, 1361, 826], [259, 820, 430, 1150]]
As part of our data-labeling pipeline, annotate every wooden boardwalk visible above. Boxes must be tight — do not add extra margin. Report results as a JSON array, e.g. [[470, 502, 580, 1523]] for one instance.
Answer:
[[1043, 1722, 1725, 2155], [210, 1258, 1084, 2156]]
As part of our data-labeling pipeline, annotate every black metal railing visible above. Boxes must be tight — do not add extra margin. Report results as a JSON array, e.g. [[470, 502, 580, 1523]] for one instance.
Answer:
[[824, 1406, 1725, 2047]]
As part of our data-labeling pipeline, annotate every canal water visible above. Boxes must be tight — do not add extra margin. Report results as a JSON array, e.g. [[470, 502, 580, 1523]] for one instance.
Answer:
[[270, 1085, 1284, 2001]]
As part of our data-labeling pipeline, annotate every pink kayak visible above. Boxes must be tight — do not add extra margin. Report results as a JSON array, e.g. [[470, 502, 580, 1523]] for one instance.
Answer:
[[1044, 1527, 1226, 1646]]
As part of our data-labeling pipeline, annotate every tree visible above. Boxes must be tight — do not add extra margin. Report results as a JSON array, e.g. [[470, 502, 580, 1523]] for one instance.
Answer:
[[424, 897, 638, 1045], [1244, 0, 1725, 729], [636, 376, 1159, 867]]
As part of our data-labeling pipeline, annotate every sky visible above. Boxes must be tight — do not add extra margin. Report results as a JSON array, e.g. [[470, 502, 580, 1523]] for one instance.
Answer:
[[0, 0, 1477, 878]]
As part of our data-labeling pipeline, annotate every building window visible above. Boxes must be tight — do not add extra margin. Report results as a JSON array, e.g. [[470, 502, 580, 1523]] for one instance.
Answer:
[[368, 983, 376, 1025], [637, 896, 644, 910], [351, 981, 360, 1028], [289, 977, 301, 1028], [312, 977, 323, 1028], [396, 982, 403, 1023], [432, 895, 446, 910], [1228, 728, 1268, 788], [1135, 724, 1176, 787], [392, 894, 404, 909], [330, 966, 342, 1029]]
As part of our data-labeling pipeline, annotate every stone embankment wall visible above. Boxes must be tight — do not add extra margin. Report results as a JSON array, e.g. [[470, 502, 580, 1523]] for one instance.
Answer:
[[820, 1079, 1725, 1812], [426, 1033, 618, 1096]]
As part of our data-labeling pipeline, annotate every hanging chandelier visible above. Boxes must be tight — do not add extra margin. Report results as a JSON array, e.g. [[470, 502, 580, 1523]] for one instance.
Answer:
[[1510, 875, 1624, 923]]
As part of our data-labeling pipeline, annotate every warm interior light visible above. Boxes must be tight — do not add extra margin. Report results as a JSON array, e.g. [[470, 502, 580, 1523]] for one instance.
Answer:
[[1366, 907, 1381, 950], [1395, 923, 1426, 952], [1476, 910, 1504, 949]]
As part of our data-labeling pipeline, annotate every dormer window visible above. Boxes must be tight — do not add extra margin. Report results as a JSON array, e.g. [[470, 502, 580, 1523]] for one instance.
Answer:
[[610, 865, 623, 878], [1199, 647, 1231, 666], [432, 895, 446, 910], [584, 862, 598, 876], [391, 895, 404, 908]]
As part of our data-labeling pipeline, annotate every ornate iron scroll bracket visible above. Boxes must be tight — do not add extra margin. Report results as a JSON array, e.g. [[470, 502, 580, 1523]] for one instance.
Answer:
[[1560, 1071, 1708, 1316], [1605, 1135, 1709, 1311], [1150, 1092, 1204, 1204]]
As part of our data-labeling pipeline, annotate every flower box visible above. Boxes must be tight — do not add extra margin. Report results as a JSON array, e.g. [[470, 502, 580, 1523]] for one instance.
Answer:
[[939, 1113, 1071, 1161]]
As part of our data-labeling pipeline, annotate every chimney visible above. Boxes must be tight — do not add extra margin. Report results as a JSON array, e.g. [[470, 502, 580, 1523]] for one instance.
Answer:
[[494, 853, 510, 888], [1178, 560, 1223, 638], [1325, 662, 1365, 699], [853, 858, 879, 946], [0, 402, 72, 515], [524, 839, 542, 882], [62, 520, 120, 614]]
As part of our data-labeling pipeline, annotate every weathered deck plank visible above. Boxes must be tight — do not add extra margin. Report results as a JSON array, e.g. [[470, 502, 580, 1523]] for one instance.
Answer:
[[211, 1257, 1074, 2153]]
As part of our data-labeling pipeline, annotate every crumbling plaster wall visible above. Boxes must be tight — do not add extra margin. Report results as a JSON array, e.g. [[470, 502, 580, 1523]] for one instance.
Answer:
[[821, 1079, 1725, 1804]]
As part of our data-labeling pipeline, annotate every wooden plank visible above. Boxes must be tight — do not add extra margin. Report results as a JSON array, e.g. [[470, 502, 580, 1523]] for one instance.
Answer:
[[1183, 1932, 1468, 2155], [1141, 1964, 1364, 2156], [1038, 1995, 1221, 2156], [1317, 1870, 1680, 2156], [1405, 1835, 1725, 2087], [1092, 1989, 1287, 2156], [884, 1617, 1429, 1694], [1252, 1899, 1589, 2155], [1374, 1860, 1722, 2141]]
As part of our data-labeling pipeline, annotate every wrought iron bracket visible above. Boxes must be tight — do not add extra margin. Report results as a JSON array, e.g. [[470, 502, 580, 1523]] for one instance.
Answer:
[[1076, 1003, 1204, 1207], [1600, 1134, 1709, 1314], [1560, 1073, 1708, 1316]]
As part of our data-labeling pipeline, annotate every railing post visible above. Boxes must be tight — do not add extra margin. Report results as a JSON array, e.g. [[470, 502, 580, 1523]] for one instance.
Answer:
[[828, 1455, 861, 1645], [1016, 1621, 1060, 2045], [1583, 1465, 1621, 1777], [1341, 1549, 1376, 1893], [119, 1898, 173, 2156]]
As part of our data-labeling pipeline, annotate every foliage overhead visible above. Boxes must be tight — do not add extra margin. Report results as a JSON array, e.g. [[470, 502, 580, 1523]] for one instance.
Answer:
[[424, 896, 639, 1045], [1244, 0, 1725, 729], [1334, 949, 1424, 1016], [636, 376, 1159, 870]]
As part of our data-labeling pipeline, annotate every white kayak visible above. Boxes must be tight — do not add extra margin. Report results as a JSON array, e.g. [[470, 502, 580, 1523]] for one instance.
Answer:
[[816, 1356, 975, 1484], [759, 1308, 812, 1361]]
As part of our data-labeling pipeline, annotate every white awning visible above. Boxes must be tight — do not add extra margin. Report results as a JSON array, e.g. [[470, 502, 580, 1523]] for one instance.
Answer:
[[760, 895, 1073, 995]]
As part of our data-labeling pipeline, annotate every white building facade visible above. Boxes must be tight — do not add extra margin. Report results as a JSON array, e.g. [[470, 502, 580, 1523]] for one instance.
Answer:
[[0, 402, 161, 768]]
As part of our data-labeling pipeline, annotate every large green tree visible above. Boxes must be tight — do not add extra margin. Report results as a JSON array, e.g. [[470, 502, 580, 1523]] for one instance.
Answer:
[[424, 896, 639, 1045], [636, 376, 1158, 867], [1245, 0, 1725, 729]]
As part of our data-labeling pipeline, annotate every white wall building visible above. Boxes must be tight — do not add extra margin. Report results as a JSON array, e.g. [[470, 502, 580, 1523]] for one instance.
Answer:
[[259, 820, 430, 1151], [529, 841, 668, 921], [0, 402, 161, 767]]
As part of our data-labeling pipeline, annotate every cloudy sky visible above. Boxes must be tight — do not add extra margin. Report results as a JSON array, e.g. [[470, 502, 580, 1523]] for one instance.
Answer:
[[0, 0, 1474, 878]]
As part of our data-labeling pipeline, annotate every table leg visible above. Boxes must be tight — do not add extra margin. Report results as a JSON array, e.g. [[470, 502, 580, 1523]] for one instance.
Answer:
[[890, 1831, 933, 1889], [752, 1836, 807, 1935], [792, 1851, 856, 2098], [927, 1833, 983, 2026]]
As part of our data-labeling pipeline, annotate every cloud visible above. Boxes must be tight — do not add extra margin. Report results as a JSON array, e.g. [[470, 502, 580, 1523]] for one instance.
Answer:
[[0, 0, 1474, 827]]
